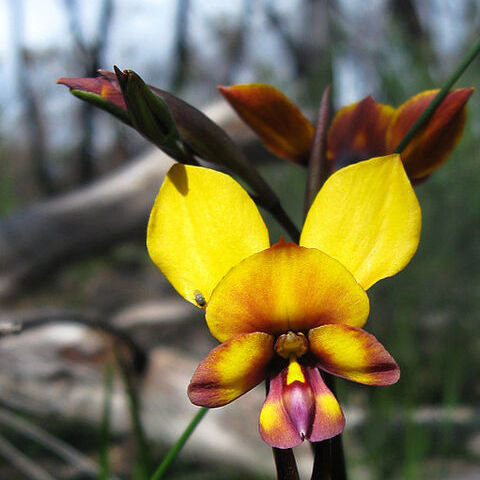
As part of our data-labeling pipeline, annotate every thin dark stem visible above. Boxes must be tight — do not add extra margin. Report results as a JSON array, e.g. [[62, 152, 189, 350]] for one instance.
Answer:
[[304, 85, 332, 218], [303, 85, 347, 480], [323, 374, 347, 480], [311, 440, 332, 480], [243, 169, 300, 241], [271, 201, 301, 242], [310, 373, 347, 480], [331, 434, 347, 480], [266, 381, 300, 480], [273, 448, 301, 480], [394, 36, 480, 154]]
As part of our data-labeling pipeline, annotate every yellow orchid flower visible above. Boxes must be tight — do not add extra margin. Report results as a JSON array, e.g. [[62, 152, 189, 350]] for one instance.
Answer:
[[147, 154, 421, 448]]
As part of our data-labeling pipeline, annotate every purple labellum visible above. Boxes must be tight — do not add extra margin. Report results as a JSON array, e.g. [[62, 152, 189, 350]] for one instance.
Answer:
[[283, 380, 315, 439]]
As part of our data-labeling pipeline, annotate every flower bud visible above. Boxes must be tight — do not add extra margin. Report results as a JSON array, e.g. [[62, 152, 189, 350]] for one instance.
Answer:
[[114, 67, 180, 152]]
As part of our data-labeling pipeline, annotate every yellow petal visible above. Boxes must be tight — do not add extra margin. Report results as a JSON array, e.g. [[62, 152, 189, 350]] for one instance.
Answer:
[[206, 240, 369, 343], [188, 332, 274, 407], [309, 324, 400, 385], [147, 164, 270, 306], [300, 154, 421, 290]]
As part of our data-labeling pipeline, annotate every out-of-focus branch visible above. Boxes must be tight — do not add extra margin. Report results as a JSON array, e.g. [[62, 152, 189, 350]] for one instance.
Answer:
[[265, 1, 308, 77], [0, 434, 56, 480], [170, 0, 191, 91], [9, 0, 53, 195], [62, 0, 114, 82], [265, 0, 332, 97], [0, 408, 102, 479], [221, 0, 253, 85], [63, 0, 114, 183], [391, 0, 424, 42], [5, 308, 148, 374]]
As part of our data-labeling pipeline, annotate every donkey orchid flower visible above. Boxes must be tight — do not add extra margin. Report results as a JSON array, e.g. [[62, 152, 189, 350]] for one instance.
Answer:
[[327, 88, 474, 180], [219, 83, 473, 181], [147, 154, 421, 448]]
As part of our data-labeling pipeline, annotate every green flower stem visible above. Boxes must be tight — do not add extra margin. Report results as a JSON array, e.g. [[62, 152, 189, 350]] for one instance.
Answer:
[[394, 36, 480, 154], [150, 407, 208, 480]]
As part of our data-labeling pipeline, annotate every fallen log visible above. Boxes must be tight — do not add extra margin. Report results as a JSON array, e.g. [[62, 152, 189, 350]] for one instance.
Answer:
[[2, 318, 479, 477], [0, 147, 173, 299], [0, 101, 264, 300]]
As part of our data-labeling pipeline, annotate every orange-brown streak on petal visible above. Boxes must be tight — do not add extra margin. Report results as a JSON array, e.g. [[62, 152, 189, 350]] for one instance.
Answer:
[[327, 96, 394, 170], [305, 367, 345, 442], [188, 332, 273, 408], [386, 88, 474, 179], [218, 84, 314, 165], [57, 75, 126, 109], [260, 368, 303, 449], [309, 325, 400, 386], [206, 241, 370, 343]]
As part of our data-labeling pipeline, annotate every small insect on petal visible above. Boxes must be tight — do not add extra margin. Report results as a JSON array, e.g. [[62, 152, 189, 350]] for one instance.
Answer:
[[194, 290, 206, 307]]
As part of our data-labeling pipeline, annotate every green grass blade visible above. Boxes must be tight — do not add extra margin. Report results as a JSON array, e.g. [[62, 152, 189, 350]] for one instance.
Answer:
[[98, 362, 114, 480], [115, 349, 153, 480], [150, 407, 208, 480], [394, 36, 480, 154]]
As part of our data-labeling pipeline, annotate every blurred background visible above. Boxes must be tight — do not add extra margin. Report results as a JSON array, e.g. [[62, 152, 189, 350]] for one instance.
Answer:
[[0, 0, 479, 479]]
